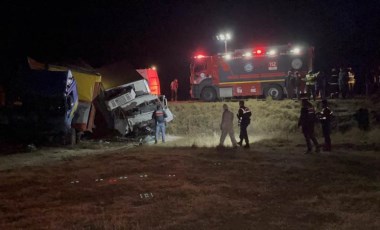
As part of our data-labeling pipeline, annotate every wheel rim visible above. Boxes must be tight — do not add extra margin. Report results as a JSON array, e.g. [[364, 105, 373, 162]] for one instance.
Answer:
[[268, 88, 279, 97]]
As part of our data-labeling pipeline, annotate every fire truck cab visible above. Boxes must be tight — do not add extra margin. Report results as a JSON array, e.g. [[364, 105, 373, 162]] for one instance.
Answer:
[[190, 44, 313, 101]]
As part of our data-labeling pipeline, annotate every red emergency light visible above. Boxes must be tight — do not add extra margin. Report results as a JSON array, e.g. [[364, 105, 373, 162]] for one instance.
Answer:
[[253, 48, 265, 55]]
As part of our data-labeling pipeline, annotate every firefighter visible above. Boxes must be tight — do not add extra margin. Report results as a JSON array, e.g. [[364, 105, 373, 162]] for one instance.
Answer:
[[152, 104, 167, 144], [237, 101, 252, 148], [170, 78, 179, 101], [285, 70, 295, 99], [298, 98, 320, 154], [338, 67, 349, 99], [305, 70, 317, 101], [218, 104, 238, 148], [317, 99, 333, 151]]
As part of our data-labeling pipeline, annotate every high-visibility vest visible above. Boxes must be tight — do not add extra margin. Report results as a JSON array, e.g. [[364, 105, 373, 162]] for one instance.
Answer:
[[348, 72, 355, 84], [305, 74, 316, 85]]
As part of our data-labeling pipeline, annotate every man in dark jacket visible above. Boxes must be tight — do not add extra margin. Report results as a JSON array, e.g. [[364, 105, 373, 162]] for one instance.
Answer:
[[285, 70, 295, 99], [152, 104, 167, 143], [237, 101, 252, 148], [317, 99, 333, 151], [338, 67, 349, 99], [298, 99, 320, 154]]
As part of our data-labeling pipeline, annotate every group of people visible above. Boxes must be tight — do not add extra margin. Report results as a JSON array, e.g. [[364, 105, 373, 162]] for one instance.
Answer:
[[298, 98, 333, 153], [218, 99, 334, 154], [218, 101, 252, 149], [285, 67, 356, 101]]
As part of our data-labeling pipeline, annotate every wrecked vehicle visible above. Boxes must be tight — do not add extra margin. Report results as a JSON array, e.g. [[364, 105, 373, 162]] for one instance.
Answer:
[[104, 79, 173, 137], [5, 69, 79, 144]]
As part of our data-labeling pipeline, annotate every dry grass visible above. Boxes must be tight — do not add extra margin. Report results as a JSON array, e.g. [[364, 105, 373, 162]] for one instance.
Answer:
[[0, 143, 379, 229], [0, 98, 379, 229]]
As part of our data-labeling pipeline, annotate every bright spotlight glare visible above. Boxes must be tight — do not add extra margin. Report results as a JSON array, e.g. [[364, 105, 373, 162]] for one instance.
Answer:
[[291, 47, 301, 54], [243, 52, 252, 57], [268, 50, 276, 55], [224, 53, 232, 60], [226, 33, 231, 40], [151, 66, 156, 70]]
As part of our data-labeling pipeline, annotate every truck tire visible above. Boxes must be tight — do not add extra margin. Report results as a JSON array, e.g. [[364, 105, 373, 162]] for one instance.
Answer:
[[201, 87, 217, 101], [265, 84, 283, 100]]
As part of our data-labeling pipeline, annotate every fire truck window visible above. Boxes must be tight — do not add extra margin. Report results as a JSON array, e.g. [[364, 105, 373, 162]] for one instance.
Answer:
[[194, 63, 207, 73]]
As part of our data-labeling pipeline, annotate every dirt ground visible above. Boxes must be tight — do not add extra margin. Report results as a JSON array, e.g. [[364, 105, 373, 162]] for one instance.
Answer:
[[0, 136, 379, 230]]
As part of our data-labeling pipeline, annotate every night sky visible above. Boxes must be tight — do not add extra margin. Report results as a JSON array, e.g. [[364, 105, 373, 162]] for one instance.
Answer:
[[2, 0, 380, 99]]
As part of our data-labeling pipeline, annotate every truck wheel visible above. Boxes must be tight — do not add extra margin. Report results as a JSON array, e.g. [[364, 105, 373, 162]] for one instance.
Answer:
[[201, 87, 217, 101], [265, 85, 283, 100]]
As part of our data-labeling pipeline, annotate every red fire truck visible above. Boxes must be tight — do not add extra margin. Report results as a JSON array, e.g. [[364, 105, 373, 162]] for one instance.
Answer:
[[190, 44, 314, 101]]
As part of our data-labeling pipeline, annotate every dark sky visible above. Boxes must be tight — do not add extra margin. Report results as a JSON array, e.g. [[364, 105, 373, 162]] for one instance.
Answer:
[[2, 0, 380, 98]]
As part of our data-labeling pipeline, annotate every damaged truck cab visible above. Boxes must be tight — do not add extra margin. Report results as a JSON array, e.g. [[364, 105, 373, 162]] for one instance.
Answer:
[[104, 79, 173, 137]]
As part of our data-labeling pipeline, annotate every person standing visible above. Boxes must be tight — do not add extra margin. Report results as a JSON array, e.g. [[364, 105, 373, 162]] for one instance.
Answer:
[[329, 68, 339, 98], [348, 67, 356, 97], [317, 99, 333, 151], [316, 71, 327, 99], [338, 67, 349, 99], [295, 71, 302, 100], [170, 79, 179, 101], [298, 99, 320, 154], [285, 70, 295, 99], [305, 71, 317, 101], [237, 101, 252, 148], [218, 104, 238, 148], [152, 105, 167, 144]]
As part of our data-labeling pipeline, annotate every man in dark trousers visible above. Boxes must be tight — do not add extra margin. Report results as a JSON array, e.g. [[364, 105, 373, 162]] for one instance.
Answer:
[[237, 101, 252, 148], [338, 67, 349, 99], [317, 99, 333, 151], [298, 98, 320, 154], [152, 104, 167, 144], [285, 70, 295, 99]]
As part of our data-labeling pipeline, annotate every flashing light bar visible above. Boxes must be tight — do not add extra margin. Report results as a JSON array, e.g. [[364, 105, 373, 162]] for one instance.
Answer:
[[242, 52, 252, 57], [267, 50, 277, 56], [290, 47, 301, 55], [194, 54, 206, 59]]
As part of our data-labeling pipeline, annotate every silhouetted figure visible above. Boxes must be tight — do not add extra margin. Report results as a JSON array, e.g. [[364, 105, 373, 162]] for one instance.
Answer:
[[329, 68, 339, 98], [237, 101, 251, 148], [354, 108, 370, 131], [338, 67, 349, 99], [316, 71, 327, 99], [285, 70, 295, 99], [298, 99, 320, 154], [295, 71, 302, 100], [170, 79, 178, 101], [317, 100, 333, 151]]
